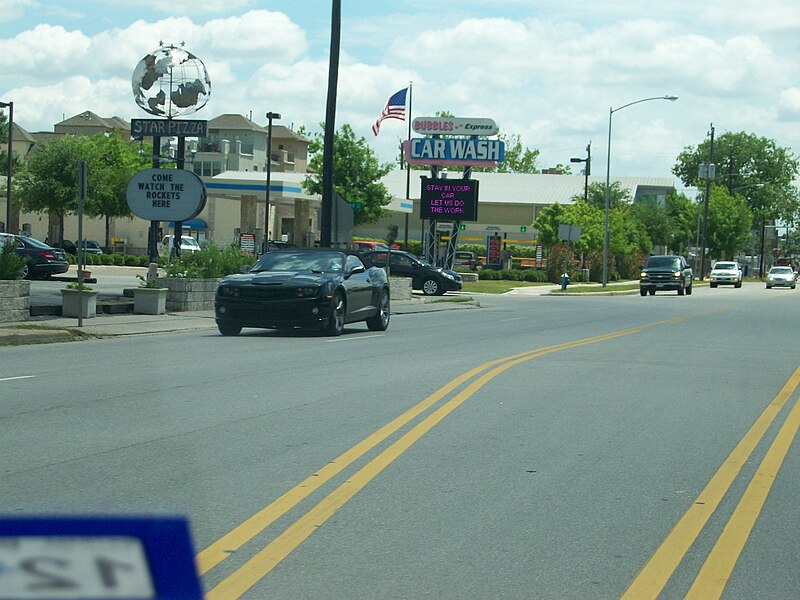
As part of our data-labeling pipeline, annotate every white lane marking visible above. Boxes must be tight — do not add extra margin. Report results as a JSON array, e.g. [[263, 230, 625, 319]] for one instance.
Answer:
[[499, 317, 527, 322], [0, 375, 35, 382]]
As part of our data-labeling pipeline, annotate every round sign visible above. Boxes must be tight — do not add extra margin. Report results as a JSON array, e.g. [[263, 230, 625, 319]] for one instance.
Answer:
[[126, 168, 206, 222]]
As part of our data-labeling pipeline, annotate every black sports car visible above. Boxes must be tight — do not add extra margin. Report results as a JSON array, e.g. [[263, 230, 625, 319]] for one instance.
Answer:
[[215, 249, 390, 336], [361, 250, 463, 295]]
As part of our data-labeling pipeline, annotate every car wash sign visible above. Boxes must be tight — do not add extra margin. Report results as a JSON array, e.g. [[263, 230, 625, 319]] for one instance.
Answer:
[[403, 137, 505, 167], [126, 168, 207, 222]]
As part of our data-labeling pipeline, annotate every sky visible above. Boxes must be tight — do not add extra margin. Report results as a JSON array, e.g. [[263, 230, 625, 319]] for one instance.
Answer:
[[2, 0, 799, 189]]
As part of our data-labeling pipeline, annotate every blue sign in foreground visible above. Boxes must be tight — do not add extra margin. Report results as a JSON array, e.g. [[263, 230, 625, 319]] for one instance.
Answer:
[[0, 516, 202, 599]]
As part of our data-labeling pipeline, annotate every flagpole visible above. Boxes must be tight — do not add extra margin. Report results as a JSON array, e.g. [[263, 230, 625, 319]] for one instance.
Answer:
[[404, 82, 412, 250]]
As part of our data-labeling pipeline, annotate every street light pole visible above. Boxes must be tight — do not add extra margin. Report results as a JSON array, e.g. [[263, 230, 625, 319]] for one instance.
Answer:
[[0, 101, 12, 234], [603, 95, 677, 286], [570, 142, 591, 203], [264, 111, 281, 253]]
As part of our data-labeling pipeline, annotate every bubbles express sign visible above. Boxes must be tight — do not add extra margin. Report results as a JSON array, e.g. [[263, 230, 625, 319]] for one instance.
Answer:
[[419, 177, 479, 221]]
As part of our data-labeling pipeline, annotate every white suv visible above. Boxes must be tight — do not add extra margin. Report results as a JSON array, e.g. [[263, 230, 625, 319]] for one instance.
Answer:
[[159, 234, 201, 256], [709, 261, 743, 288]]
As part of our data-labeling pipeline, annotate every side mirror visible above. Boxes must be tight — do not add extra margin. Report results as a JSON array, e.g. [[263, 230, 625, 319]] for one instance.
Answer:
[[347, 264, 366, 277]]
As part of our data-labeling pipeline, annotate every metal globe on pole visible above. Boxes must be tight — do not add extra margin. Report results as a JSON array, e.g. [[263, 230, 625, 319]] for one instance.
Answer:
[[603, 95, 678, 287]]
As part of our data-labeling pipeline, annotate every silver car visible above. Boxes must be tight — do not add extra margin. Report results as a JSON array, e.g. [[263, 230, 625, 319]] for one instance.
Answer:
[[766, 266, 797, 289]]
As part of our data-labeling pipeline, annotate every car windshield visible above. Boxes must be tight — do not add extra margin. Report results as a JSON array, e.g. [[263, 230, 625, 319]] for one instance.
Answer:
[[713, 263, 737, 270], [647, 257, 681, 269], [770, 267, 793, 274], [251, 251, 344, 274]]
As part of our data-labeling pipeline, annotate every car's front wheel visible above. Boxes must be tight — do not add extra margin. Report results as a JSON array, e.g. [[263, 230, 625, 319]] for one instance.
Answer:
[[422, 278, 441, 296], [677, 285, 685, 296], [218, 322, 242, 336], [366, 289, 390, 331], [640, 288, 647, 296], [710, 282, 717, 288], [686, 282, 693, 295], [324, 291, 345, 336]]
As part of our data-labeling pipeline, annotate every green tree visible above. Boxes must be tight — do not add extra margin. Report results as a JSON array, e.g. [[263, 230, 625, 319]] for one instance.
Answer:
[[85, 134, 149, 248], [302, 123, 393, 225], [16, 134, 90, 241], [673, 131, 800, 226], [494, 132, 540, 174], [666, 192, 698, 254], [632, 198, 668, 249], [706, 185, 752, 259], [583, 181, 631, 210]]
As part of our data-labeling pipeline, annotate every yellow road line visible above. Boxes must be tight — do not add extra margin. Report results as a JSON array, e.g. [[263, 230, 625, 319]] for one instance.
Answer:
[[686, 371, 800, 599], [197, 325, 658, 576], [621, 364, 800, 599], [205, 328, 644, 599]]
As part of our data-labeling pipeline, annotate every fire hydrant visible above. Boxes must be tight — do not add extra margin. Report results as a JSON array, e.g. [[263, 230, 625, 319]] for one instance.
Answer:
[[561, 273, 570, 291]]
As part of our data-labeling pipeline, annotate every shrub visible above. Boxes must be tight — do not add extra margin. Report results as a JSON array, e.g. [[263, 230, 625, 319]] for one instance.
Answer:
[[112, 253, 125, 266], [124, 255, 139, 266], [162, 245, 256, 278], [0, 240, 25, 280], [138, 256, 151, 267]]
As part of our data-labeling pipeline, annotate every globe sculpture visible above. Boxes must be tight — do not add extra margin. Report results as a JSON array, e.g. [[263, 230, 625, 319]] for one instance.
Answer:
[[132, 44, 211, 118]]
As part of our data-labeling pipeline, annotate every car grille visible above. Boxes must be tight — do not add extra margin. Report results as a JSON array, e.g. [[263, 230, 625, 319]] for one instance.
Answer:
[[647, 272, 676, 283], [231, 287, 304, 301]]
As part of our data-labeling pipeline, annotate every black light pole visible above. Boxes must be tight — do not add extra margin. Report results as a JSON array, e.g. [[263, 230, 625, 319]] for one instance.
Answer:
[[570, 142, 591, 203], [320, 0, 341, 248], [264, 111, 281, 253], [0, 101, 12, 233]]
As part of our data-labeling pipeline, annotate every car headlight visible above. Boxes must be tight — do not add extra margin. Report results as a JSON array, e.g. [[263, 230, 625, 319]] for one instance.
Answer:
[[640, 271, 648, 279], [442, 271, 456, 281], [295, 286, 320, 298], [672, 271, 682, 279], [219, 286, 239, 297]]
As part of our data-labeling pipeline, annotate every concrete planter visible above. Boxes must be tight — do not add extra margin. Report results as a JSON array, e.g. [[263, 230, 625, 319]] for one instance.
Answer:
[[0, 279, 31, 323], [133, 287, 168, 315], [61, 288, 98, 318], [155, 277, 219, 311], [389, 277, 412, 300]]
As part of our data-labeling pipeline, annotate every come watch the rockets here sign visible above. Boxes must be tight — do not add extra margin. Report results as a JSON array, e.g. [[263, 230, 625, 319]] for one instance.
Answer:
[[126, 168, 207, 222]]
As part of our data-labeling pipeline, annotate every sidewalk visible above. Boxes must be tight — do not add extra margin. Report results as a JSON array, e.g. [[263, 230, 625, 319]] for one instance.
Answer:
[[0, 296, 480, 344]]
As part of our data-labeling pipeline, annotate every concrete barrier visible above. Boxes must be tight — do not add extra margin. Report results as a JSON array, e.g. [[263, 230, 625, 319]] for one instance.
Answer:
[[0, 280, 31, 323]]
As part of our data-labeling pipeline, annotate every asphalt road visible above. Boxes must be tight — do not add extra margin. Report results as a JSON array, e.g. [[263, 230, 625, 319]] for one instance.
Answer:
[[1, 282, 799, 599]]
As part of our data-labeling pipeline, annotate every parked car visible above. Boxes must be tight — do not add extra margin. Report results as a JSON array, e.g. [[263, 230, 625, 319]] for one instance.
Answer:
[[10, 235, 69, 279], [77, 240, 104, 255], [56, 239, 79, 255], [214, 249, 390, 336], [361, 249, 463, 296], [160, 235, 202, 256], [765, 266, 796, 289], [639, 255, 693, 296], [453, 251, 481, 271], [709, 261, 743, 288], [351, 240, 389, 252]]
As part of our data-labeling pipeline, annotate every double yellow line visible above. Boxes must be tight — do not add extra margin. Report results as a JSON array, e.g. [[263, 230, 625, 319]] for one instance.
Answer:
[[198, 312, 749, 599], [622, 363, 800, 599]]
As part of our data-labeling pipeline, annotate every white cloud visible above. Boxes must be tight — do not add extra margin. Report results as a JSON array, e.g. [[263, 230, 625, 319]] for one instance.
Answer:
[[778, 88, 800, 122]]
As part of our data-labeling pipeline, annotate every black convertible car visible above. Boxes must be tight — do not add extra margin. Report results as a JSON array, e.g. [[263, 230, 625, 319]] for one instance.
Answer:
[[214, 249, 390, 336]]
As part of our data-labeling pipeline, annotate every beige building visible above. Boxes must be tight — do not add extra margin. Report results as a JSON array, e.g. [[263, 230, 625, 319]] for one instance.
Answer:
[[1, 109, 677, 254]]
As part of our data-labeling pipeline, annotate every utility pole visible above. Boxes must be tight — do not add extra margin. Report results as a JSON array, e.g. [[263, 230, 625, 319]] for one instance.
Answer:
[[699, 124, 714, 280]]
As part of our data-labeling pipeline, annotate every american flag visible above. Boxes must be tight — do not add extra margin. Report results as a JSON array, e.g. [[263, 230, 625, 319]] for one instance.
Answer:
[[372, 87, 408, 136]]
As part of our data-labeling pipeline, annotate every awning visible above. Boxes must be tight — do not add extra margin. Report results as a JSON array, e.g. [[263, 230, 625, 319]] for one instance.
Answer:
[[168, 219, 208, 229]]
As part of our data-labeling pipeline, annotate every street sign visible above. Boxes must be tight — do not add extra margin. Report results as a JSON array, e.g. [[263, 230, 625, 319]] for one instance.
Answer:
[[126, 168, 206, 222], [412, 116, 499, 136], [131, 119, 208, 138], [558, 224, 582, 242]]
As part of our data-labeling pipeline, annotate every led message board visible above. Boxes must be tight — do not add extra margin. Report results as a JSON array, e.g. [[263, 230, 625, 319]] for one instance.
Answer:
[[419, 177, 479, 221]]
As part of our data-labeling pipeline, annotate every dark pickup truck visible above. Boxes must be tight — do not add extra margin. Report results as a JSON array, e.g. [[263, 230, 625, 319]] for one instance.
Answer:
[[640, 255, 693, 296]]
